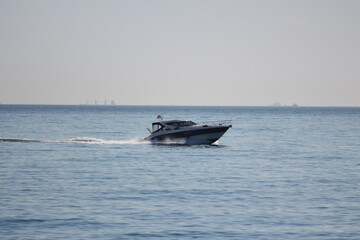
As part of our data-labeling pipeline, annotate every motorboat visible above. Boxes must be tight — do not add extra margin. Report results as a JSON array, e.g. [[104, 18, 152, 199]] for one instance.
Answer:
[[144, 117, 232, 145]]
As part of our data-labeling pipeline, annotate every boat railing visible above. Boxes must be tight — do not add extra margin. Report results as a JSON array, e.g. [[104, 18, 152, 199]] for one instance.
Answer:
[[196, 120, 232, 127]]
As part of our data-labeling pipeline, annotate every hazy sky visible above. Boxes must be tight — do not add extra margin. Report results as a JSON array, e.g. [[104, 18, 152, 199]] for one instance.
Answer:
[[1, 0, 359, 106]]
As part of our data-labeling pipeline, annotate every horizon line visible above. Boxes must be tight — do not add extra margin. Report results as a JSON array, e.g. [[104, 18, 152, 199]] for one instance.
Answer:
[[1, 103, 360, 108]]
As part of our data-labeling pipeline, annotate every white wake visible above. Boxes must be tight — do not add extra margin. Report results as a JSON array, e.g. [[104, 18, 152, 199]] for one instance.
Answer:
[[57, 137, 149, 145], [0, 137, 150, 145]]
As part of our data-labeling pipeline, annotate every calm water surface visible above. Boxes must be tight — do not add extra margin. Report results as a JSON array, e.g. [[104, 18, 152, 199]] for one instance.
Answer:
[[1, 105, 359, 239]]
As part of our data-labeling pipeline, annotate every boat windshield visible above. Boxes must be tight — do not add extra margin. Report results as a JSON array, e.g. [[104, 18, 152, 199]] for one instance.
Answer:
[[166, 121, 196, 127], [183, 121, 196, 126], [152, 123, 163, 132]]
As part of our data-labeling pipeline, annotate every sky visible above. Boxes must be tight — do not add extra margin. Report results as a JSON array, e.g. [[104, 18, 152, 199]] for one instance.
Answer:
[[0, 0, 359, 106]]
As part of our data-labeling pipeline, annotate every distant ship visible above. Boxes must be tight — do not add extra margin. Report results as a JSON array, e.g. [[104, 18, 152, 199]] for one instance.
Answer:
[[83, 99, 116, 105]]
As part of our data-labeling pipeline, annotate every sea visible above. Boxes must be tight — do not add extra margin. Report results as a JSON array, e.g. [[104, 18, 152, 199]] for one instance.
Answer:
[[0, 105, 359, 239]]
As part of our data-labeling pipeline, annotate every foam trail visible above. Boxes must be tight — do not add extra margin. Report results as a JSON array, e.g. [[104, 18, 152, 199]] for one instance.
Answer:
[[0, 137, 150, 145], [0, 138, 42, 143], [151, 138, 188, 145], [59, 137, 150, 145]]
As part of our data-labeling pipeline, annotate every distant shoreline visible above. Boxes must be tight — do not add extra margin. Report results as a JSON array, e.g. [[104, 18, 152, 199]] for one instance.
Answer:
[[1, 104, 360, 108]]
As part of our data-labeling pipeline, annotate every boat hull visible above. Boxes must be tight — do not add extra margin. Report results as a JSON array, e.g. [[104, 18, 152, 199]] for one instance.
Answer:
[[146, 126, 231, 145]]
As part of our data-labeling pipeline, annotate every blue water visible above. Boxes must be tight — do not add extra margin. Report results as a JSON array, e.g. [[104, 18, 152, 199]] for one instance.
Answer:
[[1, 105, 359, 239]]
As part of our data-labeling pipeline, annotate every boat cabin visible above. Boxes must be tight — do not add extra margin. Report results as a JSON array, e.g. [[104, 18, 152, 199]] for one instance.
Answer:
[[152, 120, 196, 133]]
